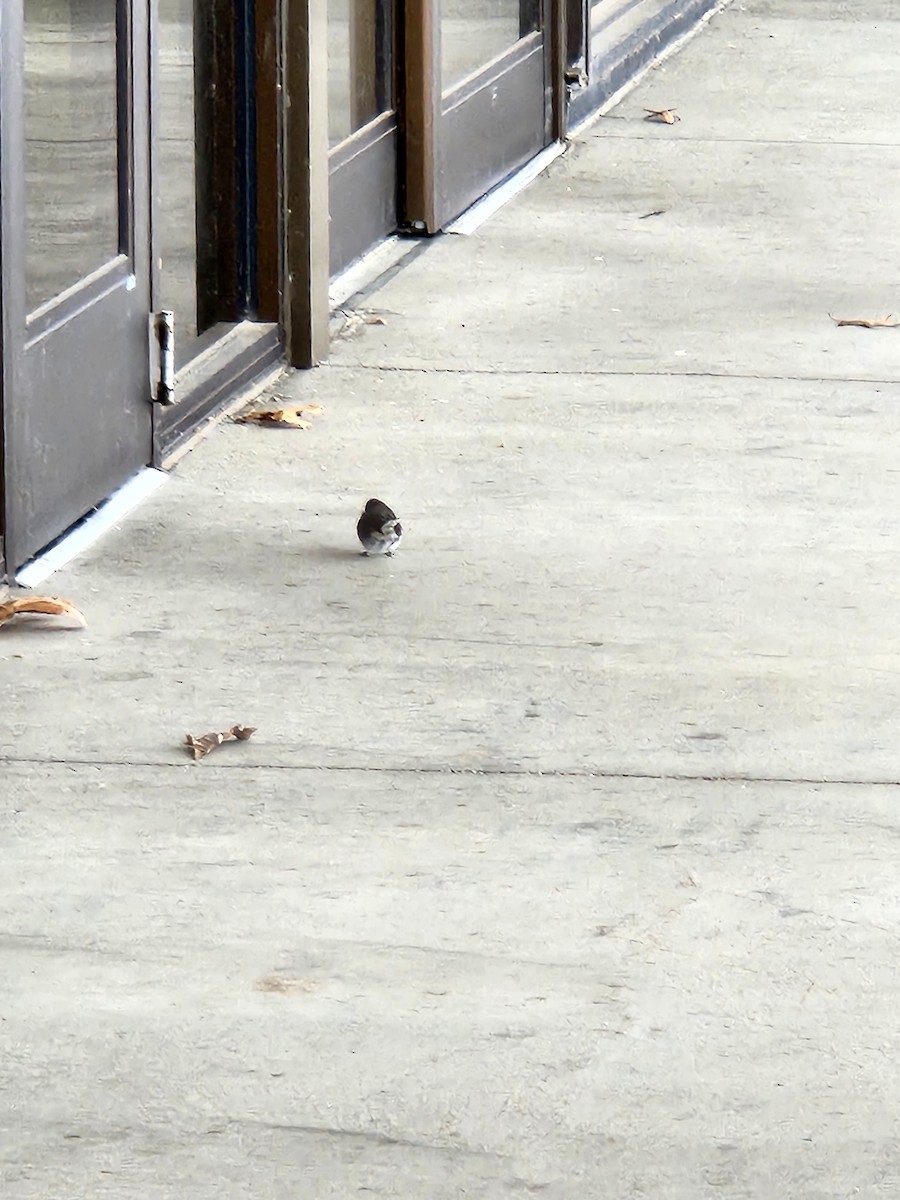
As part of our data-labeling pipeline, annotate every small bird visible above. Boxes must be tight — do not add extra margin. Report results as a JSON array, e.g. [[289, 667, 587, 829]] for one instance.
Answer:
[[357, 498, 402, 557]]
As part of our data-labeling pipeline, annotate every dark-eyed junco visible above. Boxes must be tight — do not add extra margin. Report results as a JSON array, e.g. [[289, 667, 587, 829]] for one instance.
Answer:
[[357, 498, 402, 556]]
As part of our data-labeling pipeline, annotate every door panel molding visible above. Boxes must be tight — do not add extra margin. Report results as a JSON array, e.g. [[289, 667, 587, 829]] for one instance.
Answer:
[[24, 257, 135, 343]]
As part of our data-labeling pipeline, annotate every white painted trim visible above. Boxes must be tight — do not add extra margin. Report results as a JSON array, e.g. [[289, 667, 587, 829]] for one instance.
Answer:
[[445, 141, 566, 236], [16, 467, 168, 588]]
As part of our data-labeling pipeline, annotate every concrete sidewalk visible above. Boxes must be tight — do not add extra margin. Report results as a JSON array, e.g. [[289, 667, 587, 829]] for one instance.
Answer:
[[4, 1, 900, 1195]]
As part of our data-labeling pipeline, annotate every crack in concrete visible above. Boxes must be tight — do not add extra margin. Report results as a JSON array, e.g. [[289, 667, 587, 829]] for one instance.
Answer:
[[231, 1117, 502, 1160], [327, 363, 900, 386], [3, 755, 900, 789]]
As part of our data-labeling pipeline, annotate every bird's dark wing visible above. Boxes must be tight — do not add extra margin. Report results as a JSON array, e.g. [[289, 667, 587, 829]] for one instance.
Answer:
[[365, 498, 397, 523]]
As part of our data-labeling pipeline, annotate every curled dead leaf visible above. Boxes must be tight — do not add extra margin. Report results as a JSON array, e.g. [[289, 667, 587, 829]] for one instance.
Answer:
[[829, 313, 900, 329], [184, 724, 257, 760], [334, 309, 390, 339], [235, 404, 324, 428], [0, 596, 86, 629], [644, 108, 680, 124]]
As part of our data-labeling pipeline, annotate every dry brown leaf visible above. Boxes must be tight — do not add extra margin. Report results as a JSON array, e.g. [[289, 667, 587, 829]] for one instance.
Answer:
[[644, 108, 680, 124], [334, 309, 391, 339], [235, 404, 323, 428], [0, 596, 86, 629], [184, 724, 257, 760], [829, 313, 900, 329], [255, 975, 319, 995]]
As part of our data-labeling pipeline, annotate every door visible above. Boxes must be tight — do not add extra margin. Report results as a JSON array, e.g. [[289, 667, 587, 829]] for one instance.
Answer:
[[150, 0, 283, 453], [0, 0, 153, 572], [327, 0, 398, 277], [326, 0, 555, 278], [405, 0, 553, 232]]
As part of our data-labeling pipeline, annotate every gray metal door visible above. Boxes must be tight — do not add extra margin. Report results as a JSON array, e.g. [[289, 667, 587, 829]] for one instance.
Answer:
[[0, 0, 153, 572], [404, 0, 554, 233]]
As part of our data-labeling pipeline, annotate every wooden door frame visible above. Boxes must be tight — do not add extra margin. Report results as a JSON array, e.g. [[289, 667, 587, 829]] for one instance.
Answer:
[[149, 0, 287, 462], [401, 0, 439, 231]]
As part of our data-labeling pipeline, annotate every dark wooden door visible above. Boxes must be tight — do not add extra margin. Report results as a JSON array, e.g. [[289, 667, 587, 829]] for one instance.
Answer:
[[0, 0, 153, 572]]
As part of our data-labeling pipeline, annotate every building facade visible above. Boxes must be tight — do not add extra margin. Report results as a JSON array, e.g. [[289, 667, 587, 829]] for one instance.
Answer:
[[0, 0, 716, 580]]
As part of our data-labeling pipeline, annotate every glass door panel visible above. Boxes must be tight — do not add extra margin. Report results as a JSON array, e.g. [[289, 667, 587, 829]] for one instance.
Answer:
[[24, 0, 121, 311], [155, 0, 200, 343], [155, 0, 245, 367], [327, 0, 398, 277], [154, 0, 277, 372], [328, 0, 393, 147], [441, 0, 540, 90]]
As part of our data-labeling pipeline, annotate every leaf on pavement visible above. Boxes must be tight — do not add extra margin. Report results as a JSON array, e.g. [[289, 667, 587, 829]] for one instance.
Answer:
[[644, 108, 680, 124], [184, 724, 257, 760], [0, 596, 87, 629], [235, 404, 323, 428], [829, 313, 900, 329]]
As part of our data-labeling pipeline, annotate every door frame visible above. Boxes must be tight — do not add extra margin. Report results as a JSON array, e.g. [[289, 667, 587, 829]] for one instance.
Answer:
[[148, 0, 286, 462]]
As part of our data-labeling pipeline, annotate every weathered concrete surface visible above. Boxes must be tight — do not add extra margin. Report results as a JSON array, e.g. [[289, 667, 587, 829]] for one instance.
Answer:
[[4, 765, 900, 1197], [4, 0, 900, 1195], [5, 369, 900, 781]]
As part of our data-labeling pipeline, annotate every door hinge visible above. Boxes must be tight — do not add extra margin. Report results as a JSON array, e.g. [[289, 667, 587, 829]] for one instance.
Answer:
[[149, 310, 176, 405]]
